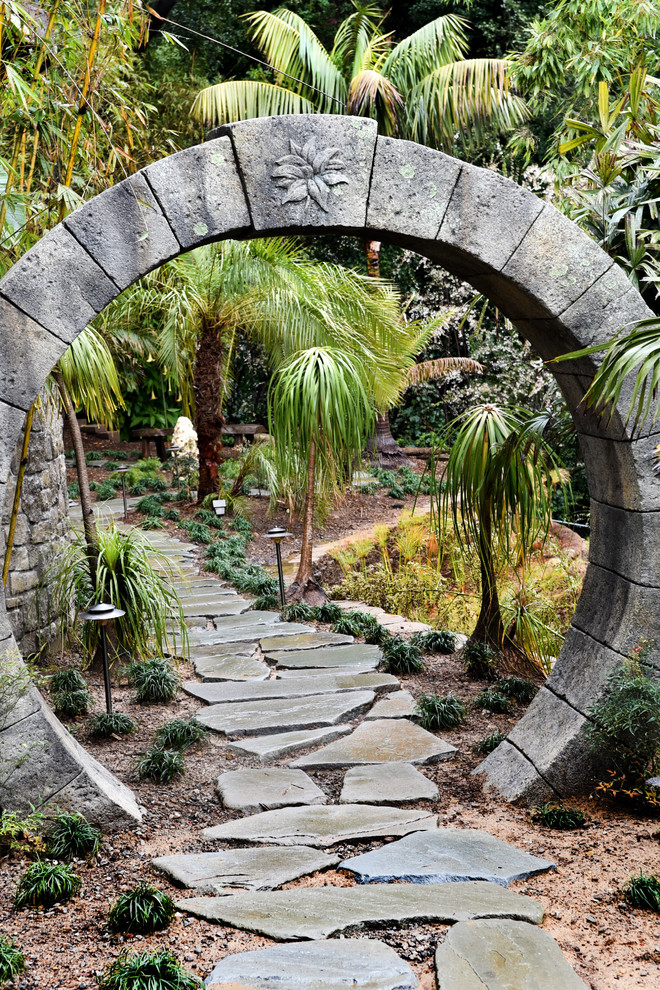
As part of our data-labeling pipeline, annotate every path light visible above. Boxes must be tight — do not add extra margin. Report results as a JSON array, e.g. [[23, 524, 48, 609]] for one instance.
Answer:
[[79, 602, 125, 714], [212, 498, 226, 519], [263, 526, 293, 608], [166, 444, 181, 486], [116, 466, 130, 520]]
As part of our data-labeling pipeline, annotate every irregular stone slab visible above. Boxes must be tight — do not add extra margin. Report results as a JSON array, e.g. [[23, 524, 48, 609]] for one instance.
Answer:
[[435, 919, 587, 989], [205, 938, 418, 990], [216, 768, 326, 813], [340, 764, 438, 805], [267, 643, 379, 669], [276, 666, 373, 679], [195, 690, 375, 737], [365, 692, 415, 719], [227, 726, 353, 762], [177, 881, 545, 940], [192, 621, 311, 647], [193, 654, 270, 682], [340, 829, 554, 886], [261, 632, 354, 652], [182, 671, 399, 704], [182, 599, 250, 619], [152, 846, 338, 895], [291, 719, 457, 769], [202, 804, 436, 847]]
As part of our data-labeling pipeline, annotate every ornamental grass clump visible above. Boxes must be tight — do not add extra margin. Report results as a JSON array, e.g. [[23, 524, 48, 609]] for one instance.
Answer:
[[96, 949, 202, 990], [87, 712, 138, 738], [317, 601, 342, 624], [531, 802, 588, 831], [282, 602, 319, 622], [473, 689, 513, 714], [380, 636, 424, 675], [50, 668, 87, 693], [14, 861, 81, 909], [415, 692, 467, 730], [127, 657, 180, 704], [461, 641, 502, 681], [622, 873, 660, 913], [46, 812, 101, 860], [412, 630, 458, 654], [252, 591, 280, 611], [53, 688, 92, 719], [0, 935, 25, 985], [496, 677, 538, 704], [137, 747, 185, 783], [108, 882, 176, 934], [154, 717, 208, 751], [472, 731, 507, 755]]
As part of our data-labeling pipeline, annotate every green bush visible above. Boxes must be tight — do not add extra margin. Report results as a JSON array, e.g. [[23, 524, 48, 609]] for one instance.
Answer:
[[108, 882, 176, 933], [136, 494, 165, 516], [87, 712, 138, 738], [380, 636, 424, 675], [51, 668, 87, 693], [104, 460, 120, 471], [137, 747, 185, 783], [181, 520, 213, 544], [129, 478, 149, 496], [497, 677, 538, 704], [462, 641, 502, 680], [531, 803, 588, 831], [85, 450, 104, 463], [96, 949, 202, 990], [53, 688, 91, 718], [472, 731, 507, 755], [95, 480, 120, 500], [415, 692, 467, 730], [316, 601, 342, 624], [127, 658, 180, 704], [230, 516, 253, 537], [154, 717, 208, 751], [473, 689, 512, 714], [46, 812, 101, 860], [15, 861, 81, 909], [0, 935, 25, 985], [193, 509, 225, 531], [141, 516, 164, 530], [283, 602, 319, 622], [412, 629, 458, 654], [252, 591, 280, 611], [164, 508, 181, 522], [0, 809, 46, 857], [622, 873, 660, 913], [67, 481, 80, 500]]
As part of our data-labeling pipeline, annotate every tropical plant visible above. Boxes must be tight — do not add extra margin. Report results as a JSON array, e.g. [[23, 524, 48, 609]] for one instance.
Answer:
[[497, 676, 537, 704], [53, 688, 92, 719], [96, 949, 202, 990], [622, 873, 660, 913], [50, 668, 87, 693], [154, 718, 208, 751], [14, 862, 81, 909], [0, 809, 46, 858], [136, 747, 185, 784], [379, 635, 424, 674], [126, 658, 180, 704], [0, 936, 25, 985], [531, 803, 588, 831], [87, 712, 138, 738], [415, 692, 467, 730], [46, 813, 102, 860], [461, 640, 502, 681], [108, 883, 176, 934]]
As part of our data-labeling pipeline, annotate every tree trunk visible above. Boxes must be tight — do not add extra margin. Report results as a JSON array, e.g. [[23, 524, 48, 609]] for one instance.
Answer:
[[287, 439, 327, 604], [194, 316, 226, 501], [467, 503, 505, 678]]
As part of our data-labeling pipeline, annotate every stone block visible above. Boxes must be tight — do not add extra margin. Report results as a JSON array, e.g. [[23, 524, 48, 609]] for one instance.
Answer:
[[219, 114, 377, 233], [0, 226, 117, 343], [0, 297, 65, 411], [579, 432, 660, 510], [339, 763, 439, 804], [588, 501, 660, 586], [546, 627, 627, 715], [367, 136, 461, 240], [475, 740, 556, 805], [227, 725, 353, 761], [0, 401, 30, 485], [196, 690, 376, 737], [571, 563, 660, 659], [216, 768, 327, 813], [7, 568, 39, 596], [145, 137, 251, 249]]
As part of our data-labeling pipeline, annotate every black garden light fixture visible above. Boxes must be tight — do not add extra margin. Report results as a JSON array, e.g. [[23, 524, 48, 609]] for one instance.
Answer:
[[166, 444, 181, 486], [78, 602, 125, 714], [116, 466, 130, 519], [263, 526, 292, 608]]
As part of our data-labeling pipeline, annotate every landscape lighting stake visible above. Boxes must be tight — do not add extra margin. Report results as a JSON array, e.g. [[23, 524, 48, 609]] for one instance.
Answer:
[[79, 602, 126, 714], [263, 526, 293, 607], [166, 444, 181, 486], [116, 466, 129, 519]]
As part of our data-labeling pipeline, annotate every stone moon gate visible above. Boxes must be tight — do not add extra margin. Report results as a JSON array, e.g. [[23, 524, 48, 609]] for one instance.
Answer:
[[0, 115, 657, 828]]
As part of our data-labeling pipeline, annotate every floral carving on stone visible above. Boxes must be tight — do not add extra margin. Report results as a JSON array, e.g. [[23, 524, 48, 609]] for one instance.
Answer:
[[271, 140, 349, 211]]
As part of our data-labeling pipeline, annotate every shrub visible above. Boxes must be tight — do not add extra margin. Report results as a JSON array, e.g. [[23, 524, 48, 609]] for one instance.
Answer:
[[46, 812, 101, 860], [412, 629, 458, 654], [137, 747, 185, 783], [126, 657, 180, 704], [473, 689, 512, 713], [0, 936, 25, 984], [230, 516, 253, 537], [142, 516, 164, 530], [67, 481, 80, 500], [172, 486, 189, 502], [96, 480, 120, 500], [85, 450, 104, 463], [531, 803, 588, 831], [154, 717, 208, 751], [51, 668, 87, 693], [380, 636, 424, 675], [136, 494, 165, 516], [0, 810, 46, 857], [14, 861, 81, 909], [181, 521, 213, 545], [164, 508, 181, 522], [193, 509, 226, 531], [473, 731, 507, 755], [415, 692, 467, 730], [283, 602, 319, 622], [96, 949, 202, 990], [104, 460, 120, 472], [316, 600, 343, 624], [129, 478, 149, 496], [462, 641, 502, 680], [252, 591, 280, 611], [53, 688, 91, 718], [497, 677, 538, 704], [87, 712, 138, 738], [622, 873, 660, 913], [108, 882, 176, 934]]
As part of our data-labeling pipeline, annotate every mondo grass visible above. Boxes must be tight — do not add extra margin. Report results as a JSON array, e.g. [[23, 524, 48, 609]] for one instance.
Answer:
[[282, 602, 319, 622], [496, 677, 538, 704], [154, 717, 208, 751], [87, 712, 138, 738], [46, 813, 101, 860], [531, 803, 589, 831], [472, 730, 507, 755], [462, 641, 502, 680], [96, 949, 202, 990], [622, 873, 660, 912], [251, 591, 280, 611], [14, 861, 81, 909], [108, 883, 176, 934], [330, 609, 388, 645], [0, 935, 25, 984], [127, 657, 180, 704], [53, 688, 91, 719], [412, 630, 458, 654], [380, 636, 424, 675], [473, 689, 513, 714], [137, 747, 185, 783], [415, 692, 467, 731], [316, 601, 343, 624], [50, 668, 87, 693]]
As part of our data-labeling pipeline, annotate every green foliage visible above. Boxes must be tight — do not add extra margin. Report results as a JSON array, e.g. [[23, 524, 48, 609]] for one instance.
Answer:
[[15, 861, 81, 909], [283, 602, 319, 622], [85, 451, 105, 463], [0, 935, 25, 985], [497, 677, 538, 704], [51, 668, 87, 693], [462, 641, 502, 681], [136, 495, 165, 516], [412, 630, 458, 654], [472, 730, 508, 755], [164, 509, 181, 522], [531, 803, 588, 831], [87, 712, 138, 739], [95, 480, 121, 500], [380, 636, 424, 675], [53, 689, 91, 719], [317, 601, 343, 623], [0, 810, 46, 858], [622, 874, 660, 913], [415, 692, 468, 730], [127, 658, 180, 704], [331, 610, 389, 645], [67, 482, 80, 500], [96, 949, 202, 990], [108, 883, 176, 934], [252, 591, 281, 611], [104, 460, 120, 472], [154, 718, 208, 751], [46, 813, 101, 860], [142, 516, 164, 530], [204, 536, 279, 598], [136, 747, 185, 784], [473, 689, 513, 713], [180, 521, 213, 545], [193, 509, 226, 531], [230, 516, 253, 538]]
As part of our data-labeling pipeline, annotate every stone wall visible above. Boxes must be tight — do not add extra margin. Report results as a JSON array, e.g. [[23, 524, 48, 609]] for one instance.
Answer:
[[2, 395, 70, 655]]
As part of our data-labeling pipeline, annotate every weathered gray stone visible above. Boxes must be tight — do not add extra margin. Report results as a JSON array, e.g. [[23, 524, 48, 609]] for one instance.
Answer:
[[191, 654, 271, 681], [339, 763, 439, 804], [177, 882, 545, 940], [588, 502, 660, 587], [216, 768, 326, 812], [545, 626, 626, 715], [579, 431, 660, 511], [145, 137, 251, 249], [152, 846, 338, 894], [182, 598, 250, 619], [195, 690, 375, 737], [260, 631, 354, 652], [571, 564, 660, 659], [365, 691, 415, 719], [227, 725, 353, 761], [291, 718, 457, 769], [219, 115, 377, 233], [0, 226, 117, 342], [190, 619, 309, 647], [65, 174, 180, 290], [435, 919, 587, 989], [0, 297, 65, 411], [183, 671, 399, 704], [205, 938, 418, 990], [203, 803, 436, 847], [267, 643, 378, 668], [340, 828, 554, 886]]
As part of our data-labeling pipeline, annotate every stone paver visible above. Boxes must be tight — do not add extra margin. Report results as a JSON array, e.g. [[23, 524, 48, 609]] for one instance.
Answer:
[[216, 768, 326, 812], [202, 804, 436, 847], [435, 919, 587, 989], [291, 719, 457, 768], [190, 621, 315, 647], [177, 882, 545, 940], [339, 763, 438, 804], [152, 846, 338, 895], [365, 691, 415, 719], [267, 643, 381, 670], [205, 938, 418, 990], [260, 631, 354, 652], [227, 725, 353, 762], [340, 829, 555, 886], [192, 654, 270, 681], [195, 690, 376, 737], [182, 671, 399, 704]]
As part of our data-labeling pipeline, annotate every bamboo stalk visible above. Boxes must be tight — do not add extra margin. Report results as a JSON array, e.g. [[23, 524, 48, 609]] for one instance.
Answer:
[[2, 404, 35, 586]]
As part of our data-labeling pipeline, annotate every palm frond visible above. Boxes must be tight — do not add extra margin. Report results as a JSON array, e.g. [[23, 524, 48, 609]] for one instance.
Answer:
[[55, 326, 124, 426], [406, 356, 484, 385], [347, 69, 404, 134], [191, 80, 315, 126], [382, 13, 469, 92], [332, 3, 386, 76]]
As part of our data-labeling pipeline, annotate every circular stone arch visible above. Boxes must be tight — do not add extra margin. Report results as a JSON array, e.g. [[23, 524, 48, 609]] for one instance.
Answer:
[[0, 114, 657, 827]]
